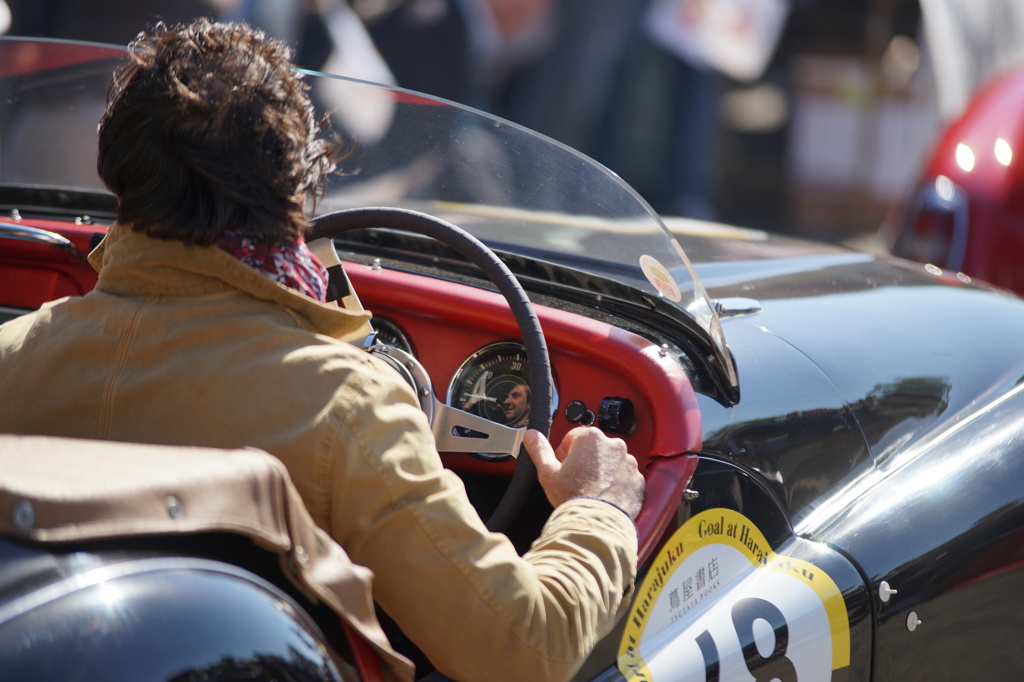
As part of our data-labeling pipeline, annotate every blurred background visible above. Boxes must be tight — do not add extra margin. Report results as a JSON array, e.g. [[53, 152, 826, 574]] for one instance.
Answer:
[[1, 0, 1020, 250]]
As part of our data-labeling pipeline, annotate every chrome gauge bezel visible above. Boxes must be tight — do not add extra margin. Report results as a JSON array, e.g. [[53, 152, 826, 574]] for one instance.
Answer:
[[446, 341, 559, 461], [370, 317, 414, 356], [366, 343, 433, 421]]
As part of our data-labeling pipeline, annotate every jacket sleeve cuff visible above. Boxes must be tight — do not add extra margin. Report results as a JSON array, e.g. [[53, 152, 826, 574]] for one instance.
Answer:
[[545, 496, 640, 559]]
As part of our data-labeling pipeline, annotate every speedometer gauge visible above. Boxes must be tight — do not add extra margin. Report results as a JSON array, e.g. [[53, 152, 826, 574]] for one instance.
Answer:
[[447, 341, 557, 435]]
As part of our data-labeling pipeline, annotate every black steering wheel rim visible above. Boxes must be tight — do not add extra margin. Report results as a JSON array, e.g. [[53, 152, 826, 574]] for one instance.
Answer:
[[307, 207, 553, 532]]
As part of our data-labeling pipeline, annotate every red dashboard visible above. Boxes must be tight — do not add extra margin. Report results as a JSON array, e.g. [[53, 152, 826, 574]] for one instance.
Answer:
[[346, 260, 701, 467]]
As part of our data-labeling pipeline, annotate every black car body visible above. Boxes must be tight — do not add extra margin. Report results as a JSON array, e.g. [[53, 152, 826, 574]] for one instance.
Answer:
[[2, 37, 1024, 681]]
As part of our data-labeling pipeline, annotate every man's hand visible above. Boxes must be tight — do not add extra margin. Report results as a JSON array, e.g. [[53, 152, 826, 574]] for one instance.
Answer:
[[524, 427, 645, 519]]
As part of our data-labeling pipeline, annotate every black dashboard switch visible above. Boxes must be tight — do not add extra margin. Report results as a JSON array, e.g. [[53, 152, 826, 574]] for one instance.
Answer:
[[597, 397, 636, 434]]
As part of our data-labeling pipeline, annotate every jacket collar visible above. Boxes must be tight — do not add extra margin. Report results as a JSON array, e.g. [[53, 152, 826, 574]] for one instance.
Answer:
[[89, 222, 372, 341]]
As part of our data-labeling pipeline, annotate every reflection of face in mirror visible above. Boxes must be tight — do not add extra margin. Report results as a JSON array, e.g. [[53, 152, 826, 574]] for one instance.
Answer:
[[503, 383, 531, 427]]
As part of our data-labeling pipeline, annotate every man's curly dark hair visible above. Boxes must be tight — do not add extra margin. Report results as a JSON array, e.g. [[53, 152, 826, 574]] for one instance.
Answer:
[[97, 19, 341, 246]]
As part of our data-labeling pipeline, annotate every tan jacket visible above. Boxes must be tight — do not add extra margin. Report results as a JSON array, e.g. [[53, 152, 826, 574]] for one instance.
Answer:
[[0, 223, 638, 682]]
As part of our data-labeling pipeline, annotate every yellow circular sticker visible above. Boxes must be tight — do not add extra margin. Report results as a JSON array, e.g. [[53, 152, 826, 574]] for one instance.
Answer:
[[618, 509, 851, 681], [639, 254, 683, 302]]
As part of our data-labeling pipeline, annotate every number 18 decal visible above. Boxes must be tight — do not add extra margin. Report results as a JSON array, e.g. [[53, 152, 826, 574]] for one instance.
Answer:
[[618, 509, 850, 681]]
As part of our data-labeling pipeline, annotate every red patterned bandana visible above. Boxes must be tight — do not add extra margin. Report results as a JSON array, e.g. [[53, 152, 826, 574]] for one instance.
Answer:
[[217, 228, 329, 302]]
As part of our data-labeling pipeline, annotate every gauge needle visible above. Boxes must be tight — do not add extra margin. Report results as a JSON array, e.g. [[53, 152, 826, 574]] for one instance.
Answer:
[[464, 393, 497, 403]]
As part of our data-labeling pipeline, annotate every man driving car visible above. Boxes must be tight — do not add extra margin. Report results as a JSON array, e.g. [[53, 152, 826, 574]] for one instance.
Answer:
[[0, 19, 645, 682]]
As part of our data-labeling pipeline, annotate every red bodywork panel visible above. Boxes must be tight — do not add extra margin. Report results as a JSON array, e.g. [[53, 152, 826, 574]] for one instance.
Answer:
[[0, 219, 102, 309]]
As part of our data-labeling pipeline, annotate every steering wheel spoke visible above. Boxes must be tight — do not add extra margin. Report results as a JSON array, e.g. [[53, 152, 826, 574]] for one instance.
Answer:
[[431, 400, 526, 456]]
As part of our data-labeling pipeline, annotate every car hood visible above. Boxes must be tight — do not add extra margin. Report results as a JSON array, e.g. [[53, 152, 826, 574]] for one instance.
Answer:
[[671, 217, 1024, 527]]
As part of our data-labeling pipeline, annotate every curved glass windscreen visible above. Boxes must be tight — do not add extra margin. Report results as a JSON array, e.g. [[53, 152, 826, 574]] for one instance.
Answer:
[[308, 72, 732, 388]]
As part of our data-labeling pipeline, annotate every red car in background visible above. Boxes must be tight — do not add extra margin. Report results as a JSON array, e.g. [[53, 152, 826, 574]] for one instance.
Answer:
[[890, 65, 1024, 294]]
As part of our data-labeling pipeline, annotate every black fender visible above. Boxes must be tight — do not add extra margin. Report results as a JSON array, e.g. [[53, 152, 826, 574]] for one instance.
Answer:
[[802, 383, 1024, 679], [0, 539, 355, 681]]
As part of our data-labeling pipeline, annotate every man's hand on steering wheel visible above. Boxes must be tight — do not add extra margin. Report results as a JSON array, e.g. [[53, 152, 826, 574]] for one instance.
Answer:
[[524, 427, 645, 520]]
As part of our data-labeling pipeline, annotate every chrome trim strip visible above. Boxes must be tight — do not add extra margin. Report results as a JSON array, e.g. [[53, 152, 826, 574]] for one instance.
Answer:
[[0, 222, 89, 263]]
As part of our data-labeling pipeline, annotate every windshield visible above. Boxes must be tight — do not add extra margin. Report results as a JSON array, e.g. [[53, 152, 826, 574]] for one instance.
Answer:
[[0, 37, 734, 392]]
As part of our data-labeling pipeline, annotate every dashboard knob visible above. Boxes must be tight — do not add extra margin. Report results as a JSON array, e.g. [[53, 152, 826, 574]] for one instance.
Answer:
[[564, 400, 596, 426]]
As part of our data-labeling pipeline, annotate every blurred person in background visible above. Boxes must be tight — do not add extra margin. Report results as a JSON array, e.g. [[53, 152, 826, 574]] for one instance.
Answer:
[[353, 0, 554, 106], [354, 0, 747, 219], [5, 0, 217, 44], [3, 0, 784, 223], [3, 0, 391, 83], [353, 0, 795, 220], [223, 0, 394, 82]]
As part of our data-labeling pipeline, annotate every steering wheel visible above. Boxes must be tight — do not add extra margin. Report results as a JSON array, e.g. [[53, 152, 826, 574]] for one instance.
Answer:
[[307, 207, 554, 532]]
